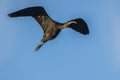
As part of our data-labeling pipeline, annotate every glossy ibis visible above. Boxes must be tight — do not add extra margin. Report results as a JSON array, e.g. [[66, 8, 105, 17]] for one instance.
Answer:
[[8, 6, 89, 51]]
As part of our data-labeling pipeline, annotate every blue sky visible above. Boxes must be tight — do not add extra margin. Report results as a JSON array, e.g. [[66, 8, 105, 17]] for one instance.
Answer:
[[0, 0, 120, 80]]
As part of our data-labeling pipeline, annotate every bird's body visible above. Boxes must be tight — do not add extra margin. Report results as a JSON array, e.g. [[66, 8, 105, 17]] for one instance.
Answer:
[[8, 6, 89, 51], [34, 15, 61, 40]]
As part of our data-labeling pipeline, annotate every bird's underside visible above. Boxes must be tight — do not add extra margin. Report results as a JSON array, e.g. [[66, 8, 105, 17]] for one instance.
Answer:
[[8, 6, 89, 51]]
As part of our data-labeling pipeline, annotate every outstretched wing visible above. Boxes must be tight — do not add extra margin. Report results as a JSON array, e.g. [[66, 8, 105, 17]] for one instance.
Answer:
[[8, 6, 48, 17], [68, 18, 89, 35], [8, 6, 51, 32]]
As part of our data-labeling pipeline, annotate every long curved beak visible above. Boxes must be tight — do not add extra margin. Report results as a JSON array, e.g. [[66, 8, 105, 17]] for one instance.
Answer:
[[68, 21, 77, 25]]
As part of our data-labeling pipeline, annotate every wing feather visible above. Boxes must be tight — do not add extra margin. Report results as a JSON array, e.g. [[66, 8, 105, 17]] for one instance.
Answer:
[[68, 18, 89, 35], [8, 6, 48, 17], [8, 6, 50, 32]]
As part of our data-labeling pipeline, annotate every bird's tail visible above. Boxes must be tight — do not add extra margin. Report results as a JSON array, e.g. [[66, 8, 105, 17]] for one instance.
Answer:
[[34, 41, 45, 52], [8, 6, 46, 17]]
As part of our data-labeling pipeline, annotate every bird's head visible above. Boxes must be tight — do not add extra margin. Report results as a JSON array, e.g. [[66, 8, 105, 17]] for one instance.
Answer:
[[67, 21, 77, 25]]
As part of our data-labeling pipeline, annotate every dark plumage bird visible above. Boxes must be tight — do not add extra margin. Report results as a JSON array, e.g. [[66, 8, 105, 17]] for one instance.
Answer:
[[8, 6, 89, 51]]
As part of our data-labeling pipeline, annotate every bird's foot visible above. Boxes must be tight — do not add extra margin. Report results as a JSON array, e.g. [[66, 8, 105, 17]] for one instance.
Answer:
[[34, 41, 45, 52]]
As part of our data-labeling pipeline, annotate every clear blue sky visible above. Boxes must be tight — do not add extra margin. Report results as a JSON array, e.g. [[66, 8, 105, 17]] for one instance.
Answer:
[[0, 0, 120, 80]]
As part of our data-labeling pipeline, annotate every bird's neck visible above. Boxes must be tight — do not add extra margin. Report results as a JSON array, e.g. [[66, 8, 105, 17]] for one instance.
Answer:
[[58, 21, 76, 29], [62, 22, 71, 28]]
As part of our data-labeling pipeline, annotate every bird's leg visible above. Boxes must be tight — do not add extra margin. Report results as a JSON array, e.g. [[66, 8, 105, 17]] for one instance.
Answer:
[[34, 40, 46, 52], [35, 32, 50, 51]]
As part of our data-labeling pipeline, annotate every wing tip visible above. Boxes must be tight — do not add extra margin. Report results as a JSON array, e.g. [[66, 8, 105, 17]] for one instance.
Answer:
[[8, 13, 13, 17], [83, 28, 89, 35], [8, 12, 18, 17], [82, 31, 89, 35]]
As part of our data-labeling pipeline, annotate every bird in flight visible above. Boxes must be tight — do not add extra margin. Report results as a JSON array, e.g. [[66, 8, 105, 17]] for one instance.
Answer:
[[8, 6, 89, 51]]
